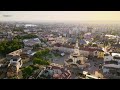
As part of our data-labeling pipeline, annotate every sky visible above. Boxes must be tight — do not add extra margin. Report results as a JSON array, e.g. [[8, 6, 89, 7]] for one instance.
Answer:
[[0, 11, 120, 23]]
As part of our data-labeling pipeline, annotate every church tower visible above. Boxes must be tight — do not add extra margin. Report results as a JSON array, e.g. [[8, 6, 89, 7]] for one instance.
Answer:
[[73, 39, 80, 56], [64, 38, 87, 68]]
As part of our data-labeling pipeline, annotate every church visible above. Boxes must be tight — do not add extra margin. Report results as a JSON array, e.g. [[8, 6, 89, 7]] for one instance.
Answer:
[[64, 39, 88, 69]]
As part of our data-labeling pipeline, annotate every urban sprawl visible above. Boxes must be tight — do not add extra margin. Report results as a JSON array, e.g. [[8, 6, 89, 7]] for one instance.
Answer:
[[0, 22, 120, 79]]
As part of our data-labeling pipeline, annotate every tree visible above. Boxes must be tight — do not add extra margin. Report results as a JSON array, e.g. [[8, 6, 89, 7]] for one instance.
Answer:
[[43, 48, 50, 60], [14, 34, 38, 40], [22, 65, 38, 79], [88, 42, 92, 46], [0, 39, 23, 56], [92, 44, 98, 47], [34, 48, 50, 60], [33, 58, 50, 65], [33, 49, 50, 65], [22, 66, 34, 78]]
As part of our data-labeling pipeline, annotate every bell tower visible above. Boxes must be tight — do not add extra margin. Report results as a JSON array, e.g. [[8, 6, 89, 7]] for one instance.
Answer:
[[73, 39, 80, 55]]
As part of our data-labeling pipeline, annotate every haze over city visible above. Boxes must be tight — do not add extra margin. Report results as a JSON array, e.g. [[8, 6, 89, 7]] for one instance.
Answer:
[[1, 11, 120, 79], [0, 11, 120, 24]]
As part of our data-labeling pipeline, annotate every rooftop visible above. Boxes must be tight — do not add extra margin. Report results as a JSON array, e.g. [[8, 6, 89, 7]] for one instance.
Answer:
[[23, 38, 41, 46], [38, 63, 71, 79], [104, 64, 120, 69]]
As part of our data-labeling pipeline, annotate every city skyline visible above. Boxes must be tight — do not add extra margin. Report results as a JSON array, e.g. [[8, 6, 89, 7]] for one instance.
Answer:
[[0, 11, 120, 23]]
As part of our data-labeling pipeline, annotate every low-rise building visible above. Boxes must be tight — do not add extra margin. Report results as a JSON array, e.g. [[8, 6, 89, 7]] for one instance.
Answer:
[[103, 54, 120, 78], [80, 46, 104, 58], [23, 38, 41, 47], [6, 49, 22, 60], [37, 63, 71, 79], [97, 49, 104, 59], [7, 56, 22, 78]]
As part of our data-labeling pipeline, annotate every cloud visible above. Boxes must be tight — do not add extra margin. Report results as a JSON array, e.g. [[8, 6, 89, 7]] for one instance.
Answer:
[[2, 15, 12, 17]]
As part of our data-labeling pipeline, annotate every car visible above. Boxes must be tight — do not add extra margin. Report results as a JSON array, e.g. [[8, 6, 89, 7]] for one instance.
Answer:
[[83, 71, 88, 75], [61, 53, 65, 56]]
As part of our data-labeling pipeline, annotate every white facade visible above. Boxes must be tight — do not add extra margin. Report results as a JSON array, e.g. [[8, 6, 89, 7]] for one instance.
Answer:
[[103, 53, 120, 74], [105, 34, 118, 39], [103, 68, 109, 73], [9, 57, 22, 68], [104, 55, 113, 61], [112, 53, 120, 57]]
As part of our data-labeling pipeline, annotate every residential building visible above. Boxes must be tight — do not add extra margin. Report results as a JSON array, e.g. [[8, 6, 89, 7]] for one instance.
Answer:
[[37, 63, 71, 79], [103, 54, 120, 78], [23, 38, 41, 47], [80, 46, 104, 58], [97, 49, 104, 59], [6, 49, 22, 60], [7, 56, 22, 78]]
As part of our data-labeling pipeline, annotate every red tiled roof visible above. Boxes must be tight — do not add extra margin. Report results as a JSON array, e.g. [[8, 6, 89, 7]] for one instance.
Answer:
[[54, 43, 62, 47], [80, 46, 104, 52]]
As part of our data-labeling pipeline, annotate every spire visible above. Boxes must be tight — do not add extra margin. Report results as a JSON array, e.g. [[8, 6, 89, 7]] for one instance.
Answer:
[[75, 39, 79, 49], [73, 38, 80, 55]]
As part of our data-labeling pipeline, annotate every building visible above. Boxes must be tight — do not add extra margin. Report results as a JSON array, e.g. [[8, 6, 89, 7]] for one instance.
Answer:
[[79, 39, 89, 45], [64, 39, 88, 69], [104, 54, 113, 62], [79, 50, 89, 57], [9, 56, 22, 68], [6, 49, 22, 60], [22, 48, 36, 57], [55, 36, 67, 44], [105, 34, 119, 39], [23, 38, 41, 48], [53, 46, 74, 54], [111, 44, 120, 53], [103, 54, 120, 78], [80, 46, 104, 58], [36, 63, 71, 79], [7, 56, 22, 78], [97, 49, 104, 59]]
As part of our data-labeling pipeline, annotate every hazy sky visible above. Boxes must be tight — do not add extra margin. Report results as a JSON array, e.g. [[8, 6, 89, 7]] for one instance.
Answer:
[[0, 11, 120, 22]]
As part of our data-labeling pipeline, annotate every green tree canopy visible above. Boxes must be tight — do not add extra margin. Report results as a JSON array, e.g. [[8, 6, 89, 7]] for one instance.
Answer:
[[88, 42, 92, 46], [92, 44, 98, 47], [33, 48, 51, 65], [33, 57, 50, 65], [0, 39, 23, 56], [14, 34, 38, 40]]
